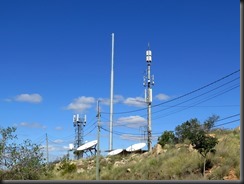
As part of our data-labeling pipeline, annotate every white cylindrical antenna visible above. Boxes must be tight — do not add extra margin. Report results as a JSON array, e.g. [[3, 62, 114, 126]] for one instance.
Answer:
[[148, 88, 152, 103], [73, 115, 76, 122], [145, 89, 147, 102], [109, 33, 115, 151], [69, 143, 74, 150], [76, 114, 79, 122], [84, 114, 87, 126], [146, 50, 152, 62]]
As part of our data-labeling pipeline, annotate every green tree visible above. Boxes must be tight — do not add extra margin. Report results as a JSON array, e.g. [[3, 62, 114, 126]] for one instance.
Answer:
[[189, 129, 218, 177], [0, 126, 17, 169], [157, 130, 176, 148], [174, 118, 201, 142], [174, 115, 219, 177], [203, 114, 219, 132], [0, 126, 47, 180]]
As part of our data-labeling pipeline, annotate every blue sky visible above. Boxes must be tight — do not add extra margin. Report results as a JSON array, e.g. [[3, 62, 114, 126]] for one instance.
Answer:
[[0, 0, 240, 161]]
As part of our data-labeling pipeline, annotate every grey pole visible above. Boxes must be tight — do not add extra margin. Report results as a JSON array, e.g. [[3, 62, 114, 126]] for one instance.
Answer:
[[96, 100, 101, 180]]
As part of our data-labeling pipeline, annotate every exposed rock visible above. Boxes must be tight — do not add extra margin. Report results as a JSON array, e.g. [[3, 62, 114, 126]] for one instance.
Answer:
[[188, 144, 194, 151], [175, 144, 181, 149], [142, 151, 149, 157], [126, 168, 131, 173], [77, 168, 85, 174], [152, 144, 163, 155], [114, 160, 126, 167], [208, 133, 216, 138], [130, 160, 137, 165], [76, 160, 84, 167], [223, 168, 238, 180], [105, 157, 111, 162]]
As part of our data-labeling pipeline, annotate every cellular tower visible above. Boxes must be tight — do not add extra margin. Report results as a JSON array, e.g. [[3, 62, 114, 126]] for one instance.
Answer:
[[73, 114, 86, 159], [143, 44, 154, 152]]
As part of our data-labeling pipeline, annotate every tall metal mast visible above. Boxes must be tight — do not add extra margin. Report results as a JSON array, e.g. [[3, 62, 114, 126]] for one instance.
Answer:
[[143, 43, 154, 152], [109, 33, 115, 151]]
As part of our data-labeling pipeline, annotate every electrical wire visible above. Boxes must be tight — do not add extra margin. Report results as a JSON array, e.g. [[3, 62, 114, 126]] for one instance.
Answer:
[[150, 78, 239, 118], [215, 114, 240, 122], [213, 119, 240, 128], [152, 84, 239, 120], [101, 69, 240, 115], [101, 78, 239, 123], [151, 113, 240, 135], [101, 112, 240, 137]]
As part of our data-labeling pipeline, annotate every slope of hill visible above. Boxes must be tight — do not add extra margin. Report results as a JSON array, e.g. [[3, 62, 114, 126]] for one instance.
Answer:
[[42, 127, 240, 180]]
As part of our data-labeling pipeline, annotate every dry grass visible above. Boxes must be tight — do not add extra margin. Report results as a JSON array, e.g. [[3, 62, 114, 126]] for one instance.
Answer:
[[40, 128, 240, 180]]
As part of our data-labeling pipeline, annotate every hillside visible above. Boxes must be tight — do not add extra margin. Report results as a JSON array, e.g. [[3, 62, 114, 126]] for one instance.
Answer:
[[42, 127, 240, 180]]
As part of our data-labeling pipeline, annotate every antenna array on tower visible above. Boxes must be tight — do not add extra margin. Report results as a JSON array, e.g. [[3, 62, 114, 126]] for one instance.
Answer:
[[73, 114, 86, 159]]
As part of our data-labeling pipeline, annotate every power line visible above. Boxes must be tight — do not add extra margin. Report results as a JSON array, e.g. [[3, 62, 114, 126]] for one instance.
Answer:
[[101, 79, 239, 123], [152, 84, 239, 120], [153, 71, 239, 108], [151, 78, 239, 117], [101, 69, 239, 115], [48, 133, 75, 140], [151, 113, 240, 135], [84, 120, 97, 132], [213, 119, 240, 128], [84, 125, 97, 137], [215, 114, 240, 122], [101, 126, 145, 136]]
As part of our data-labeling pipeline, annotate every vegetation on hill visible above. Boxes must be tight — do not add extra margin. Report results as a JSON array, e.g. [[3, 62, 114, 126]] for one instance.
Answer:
[[42, 115, 240, 180], [0, 126, 47, 180], [158, 115, 219, 177], [0, 115, 240, 180]]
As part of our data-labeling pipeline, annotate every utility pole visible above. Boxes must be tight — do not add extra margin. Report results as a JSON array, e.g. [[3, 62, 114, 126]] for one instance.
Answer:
[[143, 43, 154, 152], [96, 100, 101, 180], [46, 133, 49, 164]]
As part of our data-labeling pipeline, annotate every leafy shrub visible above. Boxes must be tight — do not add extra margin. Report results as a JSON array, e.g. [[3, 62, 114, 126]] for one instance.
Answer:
[[0, 127, 47, 180], [208, 165, 230, 180], [158, 130, 177, 147], [57, 157, 77, 175]]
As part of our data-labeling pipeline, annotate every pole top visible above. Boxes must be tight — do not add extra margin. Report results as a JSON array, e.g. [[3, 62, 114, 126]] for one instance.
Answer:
[[146, 43, 152, 62]]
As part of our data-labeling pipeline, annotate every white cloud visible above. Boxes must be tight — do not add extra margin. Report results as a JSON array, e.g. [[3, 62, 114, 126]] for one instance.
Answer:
[[66, 96, 95, 112], [120, 135, 160, 143], [123, 97, 146, 107], [120, 134, 146, 142], [46, 144, 64, 152], [98, 98, 110, 105], [55, 126, 63, 130], [4, 98, 12, 102], [99, 95, 124, 105], [19, 122, 46, 129], [115, 115, 146, 128], [13, 93, 42, 103], [155, 93, 170, 101], [63, 145, 70, 150], [114, 95, 124, 103], [52, 139, 64, 144]]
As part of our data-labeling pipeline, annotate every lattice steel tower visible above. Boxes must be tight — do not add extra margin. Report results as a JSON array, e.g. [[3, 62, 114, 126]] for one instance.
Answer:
[[73, 114, 86, 159]]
